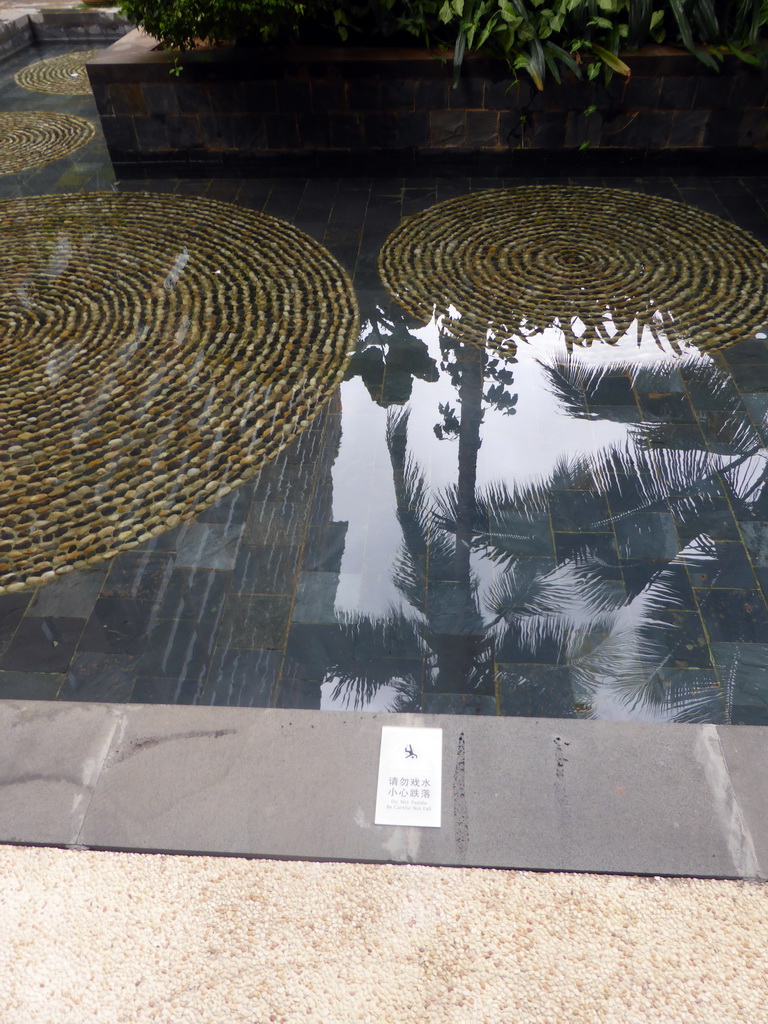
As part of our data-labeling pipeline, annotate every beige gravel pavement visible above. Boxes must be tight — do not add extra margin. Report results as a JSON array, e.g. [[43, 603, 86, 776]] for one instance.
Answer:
[[1, 844, 767, 1024]]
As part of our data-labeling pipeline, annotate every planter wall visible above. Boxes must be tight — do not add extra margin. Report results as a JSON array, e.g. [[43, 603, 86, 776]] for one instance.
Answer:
[[0, 7, 132, 60], [88, 28, 768, 177]]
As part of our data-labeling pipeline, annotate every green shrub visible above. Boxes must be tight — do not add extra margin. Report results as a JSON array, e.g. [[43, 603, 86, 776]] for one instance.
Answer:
[[118, 0, 768, 87], [117, 0, 313, 49]]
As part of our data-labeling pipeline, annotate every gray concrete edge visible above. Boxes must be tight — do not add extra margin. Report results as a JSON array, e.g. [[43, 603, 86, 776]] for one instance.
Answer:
[[0, 699, 766, 880]]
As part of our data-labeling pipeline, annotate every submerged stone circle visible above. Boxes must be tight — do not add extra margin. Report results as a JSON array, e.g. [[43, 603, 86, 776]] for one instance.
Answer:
[[379, 185, 768, 352], [0, 111, 95, 175], [0, 192, 358, 592], [14, 50, 101, 95]]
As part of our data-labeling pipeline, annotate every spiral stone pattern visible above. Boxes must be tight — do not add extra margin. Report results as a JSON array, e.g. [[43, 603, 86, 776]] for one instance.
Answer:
[[0, 111, 95, 175], [0, 192, 358, 592], [379, 185, 768, 352], [14, 50, 101, 95]]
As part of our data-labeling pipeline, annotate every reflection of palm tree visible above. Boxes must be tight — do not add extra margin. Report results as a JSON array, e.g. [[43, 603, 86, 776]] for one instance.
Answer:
[[344, 304, 438, 406], [331, 326, 768, 722], [475, 354, 767, 721], [322, 322, 505, 710]]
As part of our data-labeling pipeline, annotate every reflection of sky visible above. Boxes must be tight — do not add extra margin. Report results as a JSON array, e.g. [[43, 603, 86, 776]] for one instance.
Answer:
[[331, 318, 710, 618], [407, 326, 631, 494]]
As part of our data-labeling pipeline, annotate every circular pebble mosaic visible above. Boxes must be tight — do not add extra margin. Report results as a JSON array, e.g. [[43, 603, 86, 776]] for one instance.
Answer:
[[379, 185, 768, 351], [14, 49, 101, 95], [0, 111, 95, 176], [0, 192, 358, 592]]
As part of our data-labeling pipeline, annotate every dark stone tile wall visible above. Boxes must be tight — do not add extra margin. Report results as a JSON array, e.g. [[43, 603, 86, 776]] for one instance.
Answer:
[[0, 14, 34, 59], [0, 8, 131, 61], [31, 9, 132, 43], [88, 32, 768, 176]]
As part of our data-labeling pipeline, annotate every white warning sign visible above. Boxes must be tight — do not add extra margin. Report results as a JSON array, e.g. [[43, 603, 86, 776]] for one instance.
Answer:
[[374, 726, 442, 828]]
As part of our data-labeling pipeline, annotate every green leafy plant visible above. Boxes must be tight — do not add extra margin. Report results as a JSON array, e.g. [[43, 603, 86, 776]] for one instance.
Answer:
[[118, 0, 768, 87], [117, 0, 311, 49]]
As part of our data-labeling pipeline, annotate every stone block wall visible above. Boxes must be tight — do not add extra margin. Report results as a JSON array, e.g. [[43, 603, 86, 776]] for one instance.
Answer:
[[31, 8, 132, 43], [88, 30, 768, 177], [0, 7, 130, 59], [0, 12, 34, 59]]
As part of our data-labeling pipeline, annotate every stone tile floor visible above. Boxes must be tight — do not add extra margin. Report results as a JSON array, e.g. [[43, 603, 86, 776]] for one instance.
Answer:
[[2, 41, 768, 721]]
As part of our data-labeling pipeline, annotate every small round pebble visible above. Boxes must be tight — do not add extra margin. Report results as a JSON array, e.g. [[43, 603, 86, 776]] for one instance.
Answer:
[[0, 846, 766, 1023]]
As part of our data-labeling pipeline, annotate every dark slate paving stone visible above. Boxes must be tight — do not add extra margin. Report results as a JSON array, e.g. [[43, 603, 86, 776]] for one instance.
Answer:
[[554, 532, 620, 568], [697, 589, 768, 644], [711, 642, 768, 725], [425, 582, 487, 636], [683, 541, 759, 590], [194, 481, 254, 525], [205, 179, 243, 203], [602, 475, 662, 517], [728, 363, 768, 393], [421, 692, 497, 715], [263, 184, 307, 222], [637, 392, 696, 423], [649, 609, 712, 669], [587, 405, 643, 424], [175, 523, 243, 571], [275, 677, 323, 710], [721, 339, 768, 366], [0, 670, 61, 700], [231, 544, 300, 596], [426, 620, 489, 690], [0, 592, 31, 653], [250, 462, 316, 505], [284, 622, 353, 681], [497, 664, 576, 717], [282, 426, 326, 466], [79, 598, 153, 656], [135, 523, 188, 553], [199, 648, 281, 707], [323, 657, 423, 712], [102, 552, 172, 601], [632, 366, 684, 395], [488, 512, 554, 558], [130, 676, 204, 705], [756, 567, 768, 605], [742, 394, 768, 441], [739, 522, 768, 566], [641, 422, 707, 451], [487, 557, 559, 609], [696, 411, 761, 454], [621, 560, 694, 607], [548, 490, 611, 532], [585, 374, 636, 407], [656, 668, 726, 724], [152, 568, 230, 623], [61, 652, 140, 703], [139, 619, 218, 681], [671, 506, 741, 543], [291, 572, 343, 625], [613, 513, 679, 560], [0, 616, 84, 673], [350, 617, 423, 662], [26, 568, 106, 619], [494, 622, 565, 666], [302, 523, 358, 573], [235, 181, 272, 209], [684, 374, 744, 412], [244, 501, 310, 546], [175, 179, 213, 197], [421, 536, 458, 584], [217, 594, 291, 649]]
